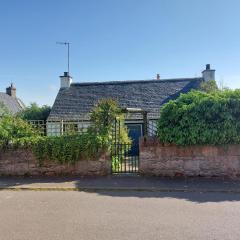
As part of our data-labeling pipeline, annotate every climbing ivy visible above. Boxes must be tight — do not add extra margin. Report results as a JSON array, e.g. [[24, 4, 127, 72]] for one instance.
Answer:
[[31, 133, 104, 165], [0, 99, 130, 165]]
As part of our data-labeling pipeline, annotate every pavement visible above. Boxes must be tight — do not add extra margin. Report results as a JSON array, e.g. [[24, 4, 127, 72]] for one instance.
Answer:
[[1, 175, 240, 192]]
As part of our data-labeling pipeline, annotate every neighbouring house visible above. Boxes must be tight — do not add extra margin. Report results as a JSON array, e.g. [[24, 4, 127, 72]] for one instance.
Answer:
[[0, 84, 25, 114], [47, 64, 215, 144]]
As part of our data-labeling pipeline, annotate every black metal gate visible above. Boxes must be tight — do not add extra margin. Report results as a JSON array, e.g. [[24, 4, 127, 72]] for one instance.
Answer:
[[111, 119, 139, 174]]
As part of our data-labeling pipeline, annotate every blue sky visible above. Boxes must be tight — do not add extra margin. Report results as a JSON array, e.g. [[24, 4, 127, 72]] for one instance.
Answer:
[[0, 0, 240, 106]]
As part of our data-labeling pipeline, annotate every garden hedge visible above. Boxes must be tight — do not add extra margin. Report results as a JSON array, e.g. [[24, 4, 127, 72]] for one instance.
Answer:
[[157, 90, 240, 145]]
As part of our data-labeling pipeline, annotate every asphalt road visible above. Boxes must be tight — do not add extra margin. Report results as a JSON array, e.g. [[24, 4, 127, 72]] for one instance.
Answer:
[[0, 191, 240, 240]]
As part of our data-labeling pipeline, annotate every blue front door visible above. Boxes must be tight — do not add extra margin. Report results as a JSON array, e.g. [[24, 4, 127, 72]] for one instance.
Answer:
[[126, 124, 143, 156]]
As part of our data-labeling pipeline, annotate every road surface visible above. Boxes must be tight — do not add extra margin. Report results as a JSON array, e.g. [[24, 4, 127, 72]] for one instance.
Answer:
[[0, 190, 240, 240]]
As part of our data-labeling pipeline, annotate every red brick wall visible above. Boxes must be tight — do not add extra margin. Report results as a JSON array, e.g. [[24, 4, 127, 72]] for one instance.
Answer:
[[139, 137, 240, 178], [0, 149, 110, 176]]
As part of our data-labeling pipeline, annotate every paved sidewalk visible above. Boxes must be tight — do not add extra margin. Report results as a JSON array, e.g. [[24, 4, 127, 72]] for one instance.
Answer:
[[1, 176, 240, 192]]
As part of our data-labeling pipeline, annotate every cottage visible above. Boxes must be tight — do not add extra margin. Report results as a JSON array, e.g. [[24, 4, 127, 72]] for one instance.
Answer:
[[47, 64, 215, 142], [0, 84, 25, 114]]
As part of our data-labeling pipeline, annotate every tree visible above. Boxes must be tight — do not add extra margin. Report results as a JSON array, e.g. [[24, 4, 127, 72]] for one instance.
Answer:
[[199, 80, 219, 93], [18, 103, 51, 121], [89, 99, 130, 145]]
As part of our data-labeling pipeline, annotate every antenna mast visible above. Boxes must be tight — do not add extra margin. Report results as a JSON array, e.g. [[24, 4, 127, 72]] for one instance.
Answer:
[[56, 42, 70, 74]]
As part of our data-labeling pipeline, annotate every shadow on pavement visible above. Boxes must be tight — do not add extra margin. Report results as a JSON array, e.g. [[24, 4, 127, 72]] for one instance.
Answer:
[[1, 175, 240, 203], [90, 189, 240, 203], [74, 176, 240, 203]]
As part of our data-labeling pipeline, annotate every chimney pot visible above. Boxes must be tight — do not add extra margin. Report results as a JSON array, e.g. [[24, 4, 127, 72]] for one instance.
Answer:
[[6, 83, 16, 98], [206, 64, 210, 70], [156, 74, 160, 80]]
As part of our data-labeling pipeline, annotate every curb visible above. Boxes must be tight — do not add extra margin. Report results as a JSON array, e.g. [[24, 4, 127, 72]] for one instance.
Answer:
[[1, 187, 240, 193]]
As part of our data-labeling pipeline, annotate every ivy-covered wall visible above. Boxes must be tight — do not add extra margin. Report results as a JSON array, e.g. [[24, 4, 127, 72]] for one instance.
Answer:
[[0, 99, 130, 166]]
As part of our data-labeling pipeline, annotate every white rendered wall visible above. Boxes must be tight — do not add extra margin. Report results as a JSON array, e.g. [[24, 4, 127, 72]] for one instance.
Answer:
[[46, 122, 62, 136]]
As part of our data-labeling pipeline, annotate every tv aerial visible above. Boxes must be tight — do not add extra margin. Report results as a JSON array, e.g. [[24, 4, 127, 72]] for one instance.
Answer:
[[56, 42, 70, 74]]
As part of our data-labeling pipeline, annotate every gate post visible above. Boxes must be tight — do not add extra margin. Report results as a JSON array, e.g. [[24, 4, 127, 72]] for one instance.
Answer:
[[143, 111, 148, 137]]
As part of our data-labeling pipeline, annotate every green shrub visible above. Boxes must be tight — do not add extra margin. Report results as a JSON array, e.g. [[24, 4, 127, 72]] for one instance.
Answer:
[[111, 156, 121, 172], [0, 116, 40, 146], [31, 133, 105, 165], [0, 102, 9, 117], [199, 80, 218, 93], [157, 89, 240, 145], [6, 133, 104, 166], [17, 103, 51, 121], [89, 98, 131, 145], [0, 99, 130, 165], [0, 116, 108, 165]]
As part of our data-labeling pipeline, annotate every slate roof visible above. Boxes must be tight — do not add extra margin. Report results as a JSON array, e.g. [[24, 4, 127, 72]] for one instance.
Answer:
[[48, 77, 203, 120], [0, 92, 25, 114]]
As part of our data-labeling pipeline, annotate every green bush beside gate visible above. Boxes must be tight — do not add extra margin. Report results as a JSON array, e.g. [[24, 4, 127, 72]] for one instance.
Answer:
[[157, 89, 240, 145]]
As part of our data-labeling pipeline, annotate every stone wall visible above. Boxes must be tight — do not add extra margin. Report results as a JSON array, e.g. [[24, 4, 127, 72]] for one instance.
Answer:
[[0, 149, 110, 176], [139, 137, 240, 178]]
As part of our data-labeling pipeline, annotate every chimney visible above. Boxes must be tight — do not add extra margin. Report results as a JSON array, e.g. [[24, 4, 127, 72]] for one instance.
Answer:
[[156, 74, 160, 80], [6, 83, 16, 98], [60, 72, 72, 88], [202, 64, 215, 82]]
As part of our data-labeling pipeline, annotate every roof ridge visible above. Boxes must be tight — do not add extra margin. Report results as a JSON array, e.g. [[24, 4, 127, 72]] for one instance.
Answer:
[[71, 77, 203, 87]]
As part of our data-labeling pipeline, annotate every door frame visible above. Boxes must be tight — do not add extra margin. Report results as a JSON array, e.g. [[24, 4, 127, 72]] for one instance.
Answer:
[[125, 123, 143, 138]]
